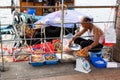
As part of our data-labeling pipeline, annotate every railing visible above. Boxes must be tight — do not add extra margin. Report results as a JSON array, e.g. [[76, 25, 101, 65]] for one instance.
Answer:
[[0, 1, 119, 72]]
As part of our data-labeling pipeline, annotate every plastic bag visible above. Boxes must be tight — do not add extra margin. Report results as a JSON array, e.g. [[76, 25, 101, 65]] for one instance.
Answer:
[[103, 25, 116, 47]]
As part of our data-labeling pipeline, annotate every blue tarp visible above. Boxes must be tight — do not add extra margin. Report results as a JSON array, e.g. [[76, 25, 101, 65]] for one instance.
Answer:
[[34, 10, 93, 28]]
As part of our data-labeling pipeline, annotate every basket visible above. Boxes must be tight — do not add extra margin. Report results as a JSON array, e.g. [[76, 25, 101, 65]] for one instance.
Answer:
[[90, 57, 107, 68], [32, 47, 44, 54], [12, 47, 32, 62], [30, 54, 45, 67], [44, 54, 58, 65], [13, 54, 30, 62]]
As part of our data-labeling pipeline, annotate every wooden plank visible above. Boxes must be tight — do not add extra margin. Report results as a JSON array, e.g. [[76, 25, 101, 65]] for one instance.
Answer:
[[113, 46, 120, 62], [34, 2, 43, 15], [113, 39, 120, 49], [20, 0, 33, 12], [116, 27, 120, 40]]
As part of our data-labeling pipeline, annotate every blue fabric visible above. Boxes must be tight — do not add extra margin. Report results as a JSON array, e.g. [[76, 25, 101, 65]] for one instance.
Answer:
[[20, 12, 43, 21], [1, 25, 13, 32], [34, 16, 43, 20], [1, 25, 13, 30]]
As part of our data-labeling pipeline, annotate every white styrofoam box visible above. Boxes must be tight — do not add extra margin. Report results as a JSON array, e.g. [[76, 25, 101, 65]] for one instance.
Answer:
[[107, 62, 118, 68]]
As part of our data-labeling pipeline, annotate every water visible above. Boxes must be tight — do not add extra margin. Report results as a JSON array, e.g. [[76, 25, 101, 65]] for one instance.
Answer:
[[75, 0, 117, 31]]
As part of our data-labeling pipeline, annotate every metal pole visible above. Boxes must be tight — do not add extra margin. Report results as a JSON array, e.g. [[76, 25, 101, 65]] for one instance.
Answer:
[[0, 19, 5, 72], [12, 24, 22, 47], [60, 0, 64, 61]]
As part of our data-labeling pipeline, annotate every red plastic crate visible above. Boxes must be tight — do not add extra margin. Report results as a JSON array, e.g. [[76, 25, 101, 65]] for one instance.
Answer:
[[13, 54, 30, 62], [32, 42, 55, 54], [12, 46, 32, 62]]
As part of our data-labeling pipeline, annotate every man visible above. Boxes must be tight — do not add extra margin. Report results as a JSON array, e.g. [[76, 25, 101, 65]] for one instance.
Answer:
[[69, 16, 104, 55]]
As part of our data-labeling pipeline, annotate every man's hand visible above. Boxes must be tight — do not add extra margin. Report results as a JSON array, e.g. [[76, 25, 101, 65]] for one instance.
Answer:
[[68, 39, 73, 46], [76, 48, 89, 57], [81, 47, 89, 55]]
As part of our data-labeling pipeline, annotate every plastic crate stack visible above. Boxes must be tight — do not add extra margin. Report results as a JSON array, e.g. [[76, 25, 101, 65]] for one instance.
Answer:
[[30, 54, 58, 67]]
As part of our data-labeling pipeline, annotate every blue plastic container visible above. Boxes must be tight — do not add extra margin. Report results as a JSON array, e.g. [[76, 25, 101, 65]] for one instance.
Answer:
[[28, 8, 36, 15], [90, 51, 102, 58], [90, 57, 107, 68], [32, 47, 44, 54], [32, 47, 43, 51], [44, 54, 58, 65], [30, 55, 45, 67]]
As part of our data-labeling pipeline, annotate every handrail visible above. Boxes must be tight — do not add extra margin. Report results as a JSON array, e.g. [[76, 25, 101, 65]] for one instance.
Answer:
[[0, 5, 117, 8]]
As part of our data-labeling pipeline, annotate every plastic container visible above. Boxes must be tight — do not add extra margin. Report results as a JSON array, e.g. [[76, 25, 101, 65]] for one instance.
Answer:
[[44, 54, 58, 65], [32, 47, 44, 54], [13, 54, 30, 62], [28, 8, 36, 15], [32, 42, 54, 53], [30, 55, 45, 67], [90, 51, 102, 58], [90, 57, 107, 68], [12, 47, 32, 62]]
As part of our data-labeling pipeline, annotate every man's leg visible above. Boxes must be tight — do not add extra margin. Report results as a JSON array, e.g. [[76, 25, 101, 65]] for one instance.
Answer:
[[74, 37, 88, 45], [81, 40, 103, 52]]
